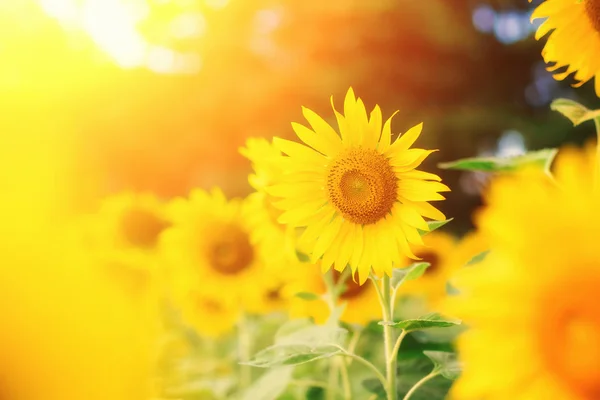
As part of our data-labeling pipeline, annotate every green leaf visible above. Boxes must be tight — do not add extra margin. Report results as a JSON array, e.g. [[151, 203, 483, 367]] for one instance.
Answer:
[[423, 351, 462, 380], [246, 323, 347, 368], [382, 313, 461, 331], [391, 262, 430, 290], [295, 292, 319, 301], [437, 149, 557, 173], [241, 344, 342, 368], [418, 219, 453, 236], [295, 250, 310, 262], [274, 318, 313, 342], [465, 250, 489, 266], [276, 324, 347, 346], [241, 366, 294, 400], [550, 98, 600, 126]]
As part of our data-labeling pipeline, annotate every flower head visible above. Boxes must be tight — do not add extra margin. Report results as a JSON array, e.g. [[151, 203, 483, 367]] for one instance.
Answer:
[[269, 88, 449, 284], [446, 144, 600, 400], [530, 0, 600, 96], [160, 189, 291, 334]]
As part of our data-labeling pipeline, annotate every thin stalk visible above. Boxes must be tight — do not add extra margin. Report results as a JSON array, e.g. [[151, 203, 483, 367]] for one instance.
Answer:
[[338, 358, 352, 400], [332, 347, 387, 390], [391, 330, 407, 363], [381, 275, 398, 400], [327, 359, 339, 400], [345, 327, 363, 366], [237, 312, 252, 391], [402, 371, 439, 400]]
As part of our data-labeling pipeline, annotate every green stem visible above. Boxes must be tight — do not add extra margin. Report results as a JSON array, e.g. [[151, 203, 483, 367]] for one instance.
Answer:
[[338, 358, 352, 400], [345, 327, 363, 366], [381, 275, 398, 400], [333, 347, 387, 390], [237, 312, 252, 391], [391, 330, 407, 363], [327, 358, 338, 400], [402, 372, 439, 400]]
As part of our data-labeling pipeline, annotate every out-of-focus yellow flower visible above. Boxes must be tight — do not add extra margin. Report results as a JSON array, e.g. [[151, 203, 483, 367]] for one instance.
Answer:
[[400, 231, 488, 307], [241, 138, 300, 266], [268, 88, 449, 284], [161, 189, 278, 334], [0, 131, 156, 399], [289, 265, 382, 325], [79, 192, 170, 301], [447, 144, 600, 400], [530, 0, 600, 96]]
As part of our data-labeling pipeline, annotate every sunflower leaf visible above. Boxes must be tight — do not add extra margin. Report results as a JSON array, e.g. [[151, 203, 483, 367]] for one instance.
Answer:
[[391, 262, 430, 290], [465, 250, 489, 266], [381, 313, 461, 332], [418, 219, 452, 235], [550, 98, 600, 126], [295, 292, 319, 301], [423, 351, 462, 380], [437, 149, 557, 173], [245, 324, 348, 368], [241, 366, 294, 400], [241, 344, 342, 368]]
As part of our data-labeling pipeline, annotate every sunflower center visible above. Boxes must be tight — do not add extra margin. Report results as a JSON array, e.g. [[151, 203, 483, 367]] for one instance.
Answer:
[[201, 298, 223, 314], [120, 207, 169, 248], [333, 270, 367, 299], [327, 148, 397, 225], [586, 0, 600, 33], [206, 224, 254, 275], [416, 251, 440, 275], [537, 276, 600, 398]]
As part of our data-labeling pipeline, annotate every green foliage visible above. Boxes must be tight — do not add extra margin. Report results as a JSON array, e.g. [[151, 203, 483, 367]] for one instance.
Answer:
[[391, 262, 430, 291], [550, 98, 600, 126], [418, 219, 453, 236], [423, 351, 462, 380], [241, 366, 294, 400], [244, 324, 347, 368], [438, 149, 558, 173], [383, 313, 461, 332], [295, 292, 320, 301], [465, 250, 490, 266]]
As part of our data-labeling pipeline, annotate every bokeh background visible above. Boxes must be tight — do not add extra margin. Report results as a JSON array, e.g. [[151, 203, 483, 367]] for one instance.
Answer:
[[4, 0, 597, 233]]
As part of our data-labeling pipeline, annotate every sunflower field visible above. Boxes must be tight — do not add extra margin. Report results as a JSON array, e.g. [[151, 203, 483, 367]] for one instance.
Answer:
[[2, 1, 600, 399]]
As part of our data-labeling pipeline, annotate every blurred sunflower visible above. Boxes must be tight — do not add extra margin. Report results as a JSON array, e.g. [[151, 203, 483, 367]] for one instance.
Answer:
[[530, 0, 600, 95], [161, 189, 283, 333], [0, 131, 156, 400], [240, 138, 299, 267], [289, 266, 381, 325], [400, 231, 488, 307], [399, 231, 457, 306], [81, 192, 170, 297], [447, 144, 600, 400], [269, 88, 449, 284]]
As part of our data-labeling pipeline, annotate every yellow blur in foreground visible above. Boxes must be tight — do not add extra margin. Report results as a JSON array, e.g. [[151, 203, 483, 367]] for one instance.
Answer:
[[447, 144, 600, 400], [0, 130, 156, 399]]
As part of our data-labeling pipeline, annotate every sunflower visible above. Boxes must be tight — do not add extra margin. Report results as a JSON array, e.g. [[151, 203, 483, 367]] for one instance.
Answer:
[[160, 188, 279, 332], [268, 88, 449, 284], [446, 144, 600, 400], [530, 0, 600, 95], [288, 264, 382, 325], [400, 231, 488, 307], [81, 192, 170, 297], [241, 138, 300, 267]]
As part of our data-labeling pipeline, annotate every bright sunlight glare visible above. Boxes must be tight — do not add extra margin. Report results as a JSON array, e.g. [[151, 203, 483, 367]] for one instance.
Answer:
[[38, 0, 210, 73]]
